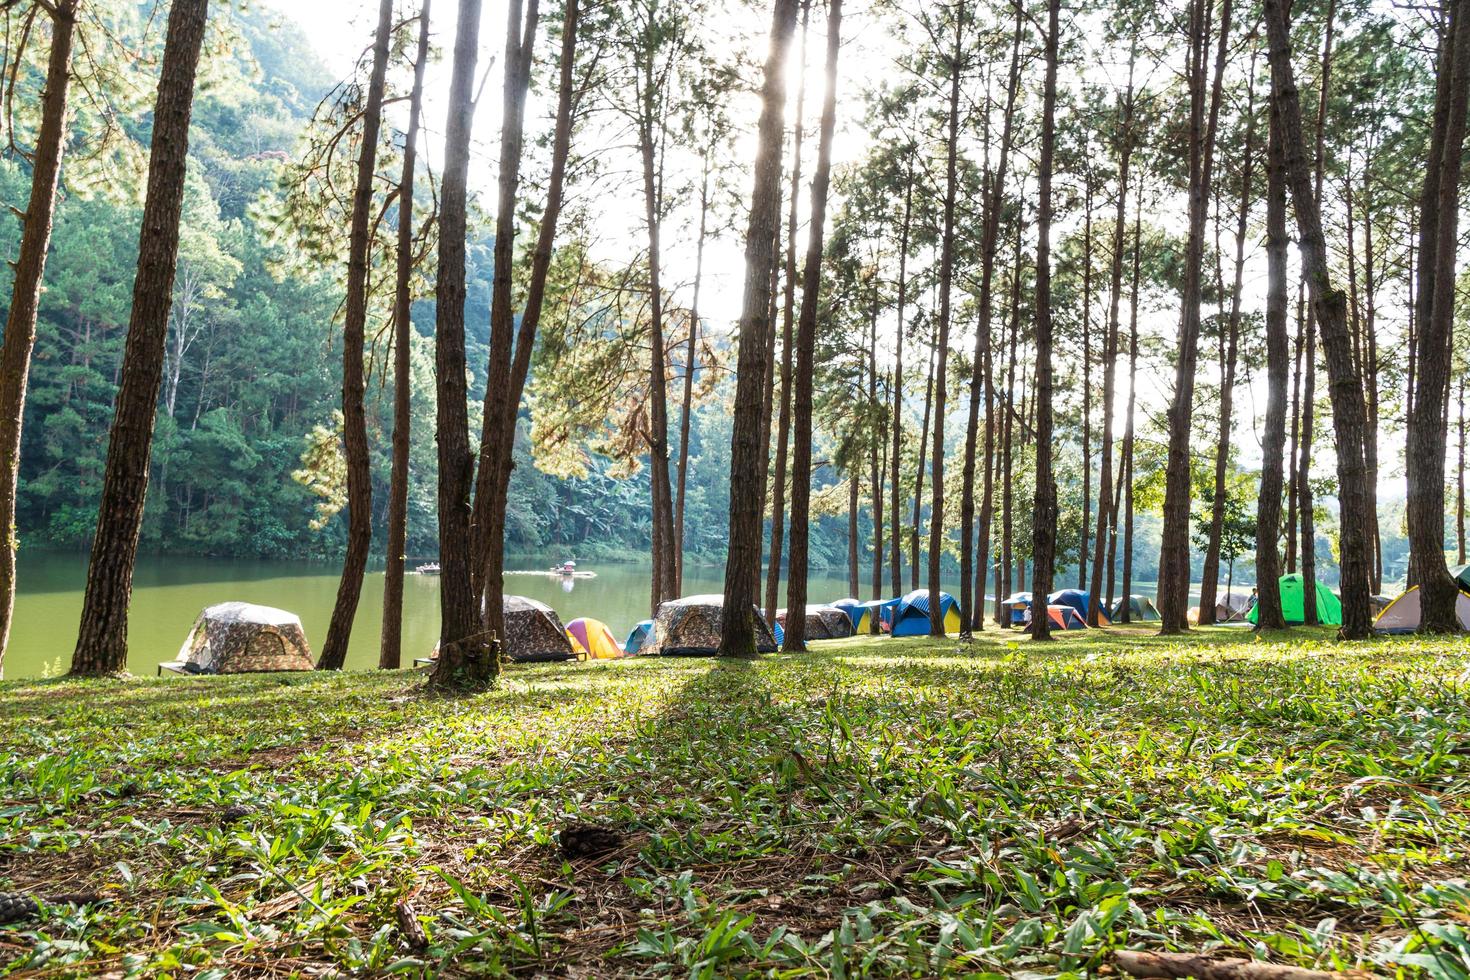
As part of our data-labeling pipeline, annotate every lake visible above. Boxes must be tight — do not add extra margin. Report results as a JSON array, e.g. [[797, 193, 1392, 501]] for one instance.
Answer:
[[0, 552, 858, 680]]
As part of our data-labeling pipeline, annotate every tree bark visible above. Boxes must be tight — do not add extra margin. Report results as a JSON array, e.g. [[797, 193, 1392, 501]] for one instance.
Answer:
[[717, 0, 798, 657], [997, 211, 1023, 624], [1087, 39, 1135, 626], [472, 0, 579, 650], [764, 2, 809, 624], [1198, 65, 1255, 627], [929, 4, 964, 636], [380, 0, 432, 671], [1255, 87, 1290, 632], [890, 166, 913, 598], [847, 464, 860, 597], [869, 297, 884, 600], [912, 334, 935, 593], [1297, 282, 1318, 623], [471, 0, 538, 637], [429, 0, 496, 690], [0, 0, 77, 678], [1460, 376, 1466, 565], [316, 0, 396, 672], [1119, 195, 1143, 622], [1028, 0, 1060, 641], [70, 0, 210, 676], [1158, 0, 1230, 633], [676, 149, 710, 595], [1408, 0, 1470, 631], [960, 0, 1021, 635], [783, 0, 842, 652], [1263, 0, 1377, 638]]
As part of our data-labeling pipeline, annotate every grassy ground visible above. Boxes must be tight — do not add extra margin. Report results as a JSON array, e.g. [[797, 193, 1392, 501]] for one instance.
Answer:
[[2, 626, 1470, 977]]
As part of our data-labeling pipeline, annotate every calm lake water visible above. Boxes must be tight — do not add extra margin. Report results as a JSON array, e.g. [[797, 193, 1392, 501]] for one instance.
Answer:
[[1, 552, 856, 680]]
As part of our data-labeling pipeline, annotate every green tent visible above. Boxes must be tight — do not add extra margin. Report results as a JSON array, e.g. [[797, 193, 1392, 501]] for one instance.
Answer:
[[1247, 572, 1342, 625]]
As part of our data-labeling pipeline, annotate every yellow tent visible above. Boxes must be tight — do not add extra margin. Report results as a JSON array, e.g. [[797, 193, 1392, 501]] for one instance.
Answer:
[[565, 617, 623, 660]]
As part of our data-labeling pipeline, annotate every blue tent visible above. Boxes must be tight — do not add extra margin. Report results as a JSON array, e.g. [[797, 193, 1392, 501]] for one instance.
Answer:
[[1048, 588, 1109, 624], [891, 589, 962, 636], [773, 621, 784, 646], [623, 620, 654, 655], [1002, 591, 1033, 626]]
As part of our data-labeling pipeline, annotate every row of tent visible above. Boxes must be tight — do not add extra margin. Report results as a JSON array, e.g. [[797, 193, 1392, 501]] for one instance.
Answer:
[[158, 565, 1470, 675]]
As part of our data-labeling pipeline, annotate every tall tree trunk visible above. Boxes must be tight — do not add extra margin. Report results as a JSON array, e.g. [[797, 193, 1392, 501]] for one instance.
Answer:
[[1158, 0, 1231, 633], [782, 0, 842, 652], [1263, 0, 1376, 638], [1297, 282, 1318, 622], [1408, 0, 1470, 630], [675, 150, 710, 595], [470, 0, 536, 617], [1078, 181, 1093, 593], [429, 0, 495, 690], [640, 62, 678, 613], [1198, 66, 1255, 627], [1297, 0, 1336, 627], [718, 0, 799, 656], [1361, 159, 1382, 590], [848, 466, 860, 597], [765, 2, 809, 624], [472, 0, 578, 648], [960, 0, 1021, 635], [890, 169, 913, 598], [869, 299, 884, 600], [929, 4, 964, 636], [1088, 39, 1135, 626], [380, 0, 432, 670], [0, 0, 77, 677], [1255, 85, 1290, 631], [1460, 375, 1467, 565], [912, 335, 935, 593], [1028, 0, 1060, 641], [1119, 196, 1143, 621], [997, 211, 1023, 624], [316, 0, 395, 671], [70, 0, 209, 676]]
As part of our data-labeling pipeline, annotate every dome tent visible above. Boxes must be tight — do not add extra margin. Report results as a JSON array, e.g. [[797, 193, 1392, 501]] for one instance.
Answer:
[[1109, 594, 1161, 622], [1215, 590, 1254, 622], [161, 602, 314, 675], [1003, 591, 1033, 626], [1046, 604, 1088, 630], [776, 605, 855, 640], [1048, 588, 1109, 624], [624, 619, 655, 655], [643, 594, 778, 656], [502, 595, 575, 662], [1246, 573, 1341, 626], [891, 590, 962, 636], [565, 617, 623, 659], [1373, 587, 1470, 634]]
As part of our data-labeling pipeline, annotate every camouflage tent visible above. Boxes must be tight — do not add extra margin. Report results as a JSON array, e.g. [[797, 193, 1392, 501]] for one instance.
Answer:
[[161, 602, 314, 675], [775, 604, 855, 640], [643, 594, 777, 656], [503, 595, 575, 663]]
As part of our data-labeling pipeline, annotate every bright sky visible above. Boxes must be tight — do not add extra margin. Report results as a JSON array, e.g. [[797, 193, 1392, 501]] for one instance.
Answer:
[[262, 0, 1411, 511]]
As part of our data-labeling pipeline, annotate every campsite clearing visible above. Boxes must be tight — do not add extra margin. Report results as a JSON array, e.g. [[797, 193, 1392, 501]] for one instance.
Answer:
[[2, 627, 1468, 976]]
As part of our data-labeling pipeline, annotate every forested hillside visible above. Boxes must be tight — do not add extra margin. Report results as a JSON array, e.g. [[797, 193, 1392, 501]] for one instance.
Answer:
[[0, 5, 832, 568]]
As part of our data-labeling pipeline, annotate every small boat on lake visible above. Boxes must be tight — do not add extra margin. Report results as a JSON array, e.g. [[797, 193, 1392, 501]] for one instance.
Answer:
[[414, 562, 441, 576]]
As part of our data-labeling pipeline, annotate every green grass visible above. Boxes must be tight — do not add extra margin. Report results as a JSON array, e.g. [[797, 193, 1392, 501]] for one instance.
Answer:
[[3, 626, 1470, 977]]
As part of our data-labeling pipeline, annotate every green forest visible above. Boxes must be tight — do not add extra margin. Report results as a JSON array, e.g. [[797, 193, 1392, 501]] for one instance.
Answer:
[[9, 0, 1470, 974]]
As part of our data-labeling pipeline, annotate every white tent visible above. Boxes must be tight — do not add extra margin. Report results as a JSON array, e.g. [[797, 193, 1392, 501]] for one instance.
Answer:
[[162, 602, 314, 675], [1373, 587, 1470, 634]]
